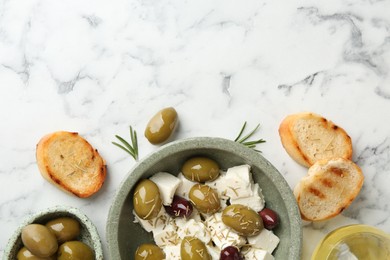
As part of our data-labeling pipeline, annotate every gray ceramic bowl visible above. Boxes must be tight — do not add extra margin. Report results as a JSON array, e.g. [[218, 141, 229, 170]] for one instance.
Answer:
[[3, 205, 103, 260], [107, 137, 302, 259]]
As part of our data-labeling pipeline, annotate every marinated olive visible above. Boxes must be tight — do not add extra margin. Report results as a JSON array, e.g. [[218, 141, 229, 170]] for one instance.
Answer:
[[135, 243, 165, 260], [133, 179, 163, 220], [222, 204, 263, 236], [144, 107, 178, 144], [164, 195, 193, 218], [16, 247, 55, 260], [220, 246, 243, 260], [189, 184, 220, 214], [21, 224, 58, 257], [182, 157, 220, 182], [57, 241, 94, 260], [259, 208, 279, 230], [45, 217, 80, 243], [180, 236, 211, 260]]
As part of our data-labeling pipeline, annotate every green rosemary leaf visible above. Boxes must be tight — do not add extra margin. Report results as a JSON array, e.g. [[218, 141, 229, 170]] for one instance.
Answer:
[[113, 126, 139, 161], [234, 122, 265, 152]]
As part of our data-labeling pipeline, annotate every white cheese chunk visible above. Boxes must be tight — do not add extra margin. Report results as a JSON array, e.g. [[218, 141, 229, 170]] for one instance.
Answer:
[[152, 218, 180, 247], [175, 172, 196, 199], [177, 219, 211, 244], [132, 207, 168, 233], [207, 165, 253, 200], [247, 229, 280, 254], [150, 172, 182, 205], [163, 245, 181, 259], [230, 183, 265, 212], [207, 245, 221, 259], [205, 212, 247, 250], [242, 247, 275, 260]]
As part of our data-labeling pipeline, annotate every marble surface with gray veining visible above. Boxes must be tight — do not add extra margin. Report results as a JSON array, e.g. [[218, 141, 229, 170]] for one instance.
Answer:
[[1, 0, 390, 259]]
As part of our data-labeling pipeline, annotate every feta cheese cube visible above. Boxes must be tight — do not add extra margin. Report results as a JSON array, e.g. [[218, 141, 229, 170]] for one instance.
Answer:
[[150, 172, 182, 205], [247, 229, 280, 254], [153, 218, 180, 247], [242, 247, 275, 260], [230, 183, 265, 212], [163, 245, 181, 259], [205, 212, 247, 250], [133, 207, 168, 232], [177, 219, 211, 244], [207, 245, 221, 259], [175, 172, 196, 199]]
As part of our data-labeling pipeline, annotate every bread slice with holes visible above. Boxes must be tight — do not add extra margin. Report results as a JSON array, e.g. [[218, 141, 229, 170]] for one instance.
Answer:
[[279, 112, 353, 168], [294, 158, 363, 221], [36, 131, 107, 198]]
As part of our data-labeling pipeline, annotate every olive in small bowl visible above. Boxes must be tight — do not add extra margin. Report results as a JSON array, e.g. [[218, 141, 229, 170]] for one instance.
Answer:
[[3, 206, 103, 260]]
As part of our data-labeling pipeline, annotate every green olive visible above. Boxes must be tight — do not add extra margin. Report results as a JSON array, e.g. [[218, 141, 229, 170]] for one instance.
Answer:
[[21, 224, 58, 258], [222, 204, 263, 236], [16, 247, 55, 260], [45, 217, 80, 243], [182, 157, 220, 182], [57, 241, 94, 260], [135, 243, 165, 260], [189, 184, 220, 214], [144, 107, 178, 144], [180, 236, 211, 260], [133, 179, 163, 220]]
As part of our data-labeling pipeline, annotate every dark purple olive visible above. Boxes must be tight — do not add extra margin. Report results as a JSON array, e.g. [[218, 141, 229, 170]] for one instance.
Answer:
[[259, 207, 279, 230], [164, 195, 193, 218], [220, 246, 243, 260]]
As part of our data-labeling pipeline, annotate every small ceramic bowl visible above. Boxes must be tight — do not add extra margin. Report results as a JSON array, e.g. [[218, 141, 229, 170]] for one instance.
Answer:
[[107, 137, 302, 259], [3, 205, 103, 260]]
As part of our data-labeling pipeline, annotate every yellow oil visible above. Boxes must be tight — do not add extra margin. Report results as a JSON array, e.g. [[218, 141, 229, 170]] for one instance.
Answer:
[[312, 225, 390, 260]]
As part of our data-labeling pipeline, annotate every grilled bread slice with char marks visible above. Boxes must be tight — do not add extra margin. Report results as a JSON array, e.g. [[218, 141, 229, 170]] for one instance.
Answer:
[[36, 131, 107, 198], [294, 158, 363, 221], [279, 112, 353, 168]]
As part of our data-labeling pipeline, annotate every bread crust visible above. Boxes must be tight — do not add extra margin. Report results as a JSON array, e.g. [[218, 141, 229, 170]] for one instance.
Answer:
[[279, 112, 352, 168], [36, 131, 107, 198], [294, 158, 363, 221]]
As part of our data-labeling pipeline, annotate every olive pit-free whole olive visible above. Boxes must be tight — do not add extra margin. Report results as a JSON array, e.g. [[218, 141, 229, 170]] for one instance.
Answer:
[[45, 217, 80, 243], [259, 207, 279, 230], [135, 243, 165, 260], [16, 247, 56, 260], [222, 204, 263, 236], [180, 236, 211, 260], [144, 107, 178, 145], [164, 195, 193, 218], [133, 179, 163, 220], [220, 246, 244, 260], [181, 157, 220, 182], [21, 224, 58, 257], [189, 184, 220, 214], [57, 241, 94, 260]]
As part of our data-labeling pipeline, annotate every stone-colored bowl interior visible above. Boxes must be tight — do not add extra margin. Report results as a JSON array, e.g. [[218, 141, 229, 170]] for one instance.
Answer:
[[3, 205, 103, 260], [107, 137, 302, 259]]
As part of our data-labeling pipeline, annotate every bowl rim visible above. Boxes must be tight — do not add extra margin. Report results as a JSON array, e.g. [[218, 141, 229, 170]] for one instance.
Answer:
[[106, 136, 302, 259], [3, 205, 103, 260]]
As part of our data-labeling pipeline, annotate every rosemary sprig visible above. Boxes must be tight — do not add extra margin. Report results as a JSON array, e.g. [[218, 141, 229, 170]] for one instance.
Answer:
[[234, 121, 266, 152], [112, 126, 139, 161]]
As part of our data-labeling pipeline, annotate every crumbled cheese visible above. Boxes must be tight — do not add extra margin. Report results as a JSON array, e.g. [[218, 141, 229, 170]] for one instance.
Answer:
[[175, 172, 196, 199], [242, 247, 275, 260], [150, 172, 181, 205], [132, 207, 167, 233], [205, 212, 247, 250], [230, 183, 265, 212], [163, 245, 181, 259], [247, 228, 280, 254], [152, 217, 180, 247], [177, 219, 211, 244]]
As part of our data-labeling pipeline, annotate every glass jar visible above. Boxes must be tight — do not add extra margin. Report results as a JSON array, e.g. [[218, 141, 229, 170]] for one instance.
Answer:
[[312, 224, 390, 260]]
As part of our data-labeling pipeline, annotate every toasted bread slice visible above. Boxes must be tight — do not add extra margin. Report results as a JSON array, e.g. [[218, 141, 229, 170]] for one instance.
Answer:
[[294, 158, 363, 221], [36, 131, 107, 198], [279, 112, 352, 167]]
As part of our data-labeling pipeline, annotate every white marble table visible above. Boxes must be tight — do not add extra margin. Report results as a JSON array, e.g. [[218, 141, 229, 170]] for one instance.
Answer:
[[1, 0, 390, 259]]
